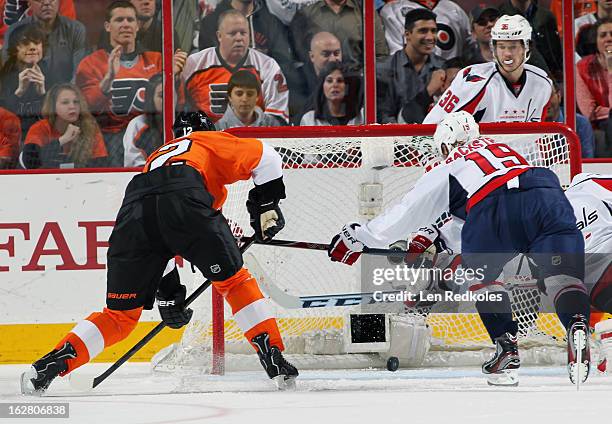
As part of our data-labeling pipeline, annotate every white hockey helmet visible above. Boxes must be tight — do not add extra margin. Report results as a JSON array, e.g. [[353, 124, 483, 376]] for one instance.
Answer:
[[433, 111, 480, 157], [490, 15, 532, 63]]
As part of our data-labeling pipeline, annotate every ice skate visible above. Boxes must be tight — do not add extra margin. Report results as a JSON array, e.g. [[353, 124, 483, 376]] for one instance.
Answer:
[[252, 333, 298, 390], [20, 342, 76, 395], [567, 315, 590, 386], [482, 332, 520, 387]]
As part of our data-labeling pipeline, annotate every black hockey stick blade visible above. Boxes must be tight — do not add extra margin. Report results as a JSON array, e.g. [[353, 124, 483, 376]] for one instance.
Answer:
[[70, 237, 256, 391], [248, 237, 408, 257]]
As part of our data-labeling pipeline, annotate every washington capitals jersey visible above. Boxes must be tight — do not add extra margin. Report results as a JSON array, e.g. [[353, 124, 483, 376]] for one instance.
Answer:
[[354, 137, 532, 248], [424, 62, 553, 124], [380, 0, 473, 59], [566, 173, 612, 253], [76, 49, 163, 133], [182, 47, 289, 123]]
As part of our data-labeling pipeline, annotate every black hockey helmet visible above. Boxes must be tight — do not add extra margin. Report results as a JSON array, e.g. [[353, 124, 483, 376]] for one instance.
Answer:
[[173, 111, 216, 137]]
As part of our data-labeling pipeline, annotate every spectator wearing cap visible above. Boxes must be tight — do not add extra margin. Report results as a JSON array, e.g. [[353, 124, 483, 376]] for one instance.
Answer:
[[376, 8, 444, 124], [466, 5, 500, 63], [3, 0, 87, 87], [498, 0, 562, 78]]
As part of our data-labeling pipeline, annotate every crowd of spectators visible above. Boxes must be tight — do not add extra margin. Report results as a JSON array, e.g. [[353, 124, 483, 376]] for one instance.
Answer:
[[0, 0, 609, 170]]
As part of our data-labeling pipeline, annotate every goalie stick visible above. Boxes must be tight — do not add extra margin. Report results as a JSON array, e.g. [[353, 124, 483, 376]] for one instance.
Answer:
[[69, 237, 256, 391]]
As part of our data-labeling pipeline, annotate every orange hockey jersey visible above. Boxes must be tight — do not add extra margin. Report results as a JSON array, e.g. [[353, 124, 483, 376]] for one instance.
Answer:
[[182, 47, 288, 123], [143, 131, 282, 210], [25, 119, 107, 158], [75, 49, 163, 134]]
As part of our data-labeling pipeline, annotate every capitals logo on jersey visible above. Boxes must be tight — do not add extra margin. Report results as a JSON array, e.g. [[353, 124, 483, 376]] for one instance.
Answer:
[[462, 67, 485, 83]]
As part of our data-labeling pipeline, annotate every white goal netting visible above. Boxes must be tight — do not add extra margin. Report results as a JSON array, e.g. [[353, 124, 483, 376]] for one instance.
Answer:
[[152, 123, 580, 373]]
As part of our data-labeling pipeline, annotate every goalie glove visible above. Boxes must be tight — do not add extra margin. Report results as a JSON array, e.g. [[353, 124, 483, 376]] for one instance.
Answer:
[[156, 284, 193, 329], [328, 223, 364, 265], [246, 177, 286, 241]]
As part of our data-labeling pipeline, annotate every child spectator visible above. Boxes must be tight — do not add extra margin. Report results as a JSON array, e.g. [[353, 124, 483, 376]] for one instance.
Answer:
[[3, 0, 86, 87], [300, 62, 363, 126], [216, 70, 282, 129], [20, 83, 107, 169], [0, 25, 47, 141], [122, 72, 164, 167], [0, 106, 21, 168]]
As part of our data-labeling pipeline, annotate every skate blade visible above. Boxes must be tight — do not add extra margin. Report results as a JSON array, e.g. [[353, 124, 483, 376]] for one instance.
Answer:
[[20, 367, 40, 396], [272, 375, 297, 391], [486, 370, 518, 387], [569, 329, 590, 385]]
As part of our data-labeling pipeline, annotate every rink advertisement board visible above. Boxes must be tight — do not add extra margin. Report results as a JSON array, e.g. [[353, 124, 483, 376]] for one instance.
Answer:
[[0, 171, 191, 363]]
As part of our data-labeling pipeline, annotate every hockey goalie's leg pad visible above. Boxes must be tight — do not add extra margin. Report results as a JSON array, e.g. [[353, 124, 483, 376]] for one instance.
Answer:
[[214, 268, 284, 351], [56, 307, 143, 375]]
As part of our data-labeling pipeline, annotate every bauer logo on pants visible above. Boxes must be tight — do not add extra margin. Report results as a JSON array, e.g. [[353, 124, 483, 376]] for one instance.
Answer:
[[210, 264, 221, 274]]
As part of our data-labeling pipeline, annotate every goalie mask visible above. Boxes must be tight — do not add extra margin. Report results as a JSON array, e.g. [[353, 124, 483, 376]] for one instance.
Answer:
[[433, 111, 480, 158]]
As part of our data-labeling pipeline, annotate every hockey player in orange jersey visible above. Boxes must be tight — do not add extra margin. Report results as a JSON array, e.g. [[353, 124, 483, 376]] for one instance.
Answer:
[[21, 111, 298, 395]]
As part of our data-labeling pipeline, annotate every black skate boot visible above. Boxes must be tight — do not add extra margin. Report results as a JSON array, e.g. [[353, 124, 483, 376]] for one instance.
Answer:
[[567, 314, 591, 386], [20, 342, 76, 395], [251, 333, 298, 390], [482, 332, 520, 386]]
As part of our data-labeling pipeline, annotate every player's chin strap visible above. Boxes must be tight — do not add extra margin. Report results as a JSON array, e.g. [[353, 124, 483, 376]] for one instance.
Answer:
[[71, 236, 256, 391]]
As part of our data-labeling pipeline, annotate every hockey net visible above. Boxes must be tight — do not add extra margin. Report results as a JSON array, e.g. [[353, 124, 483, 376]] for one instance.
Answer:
[[152, 123, 582, 373]]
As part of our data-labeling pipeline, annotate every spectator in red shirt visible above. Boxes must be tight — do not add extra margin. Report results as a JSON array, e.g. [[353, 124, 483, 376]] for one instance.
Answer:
[[20, 83, 107, 169], [0, 106, 21, 168]]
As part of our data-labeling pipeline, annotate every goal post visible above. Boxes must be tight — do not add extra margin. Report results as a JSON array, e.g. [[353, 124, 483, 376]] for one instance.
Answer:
[[153, 123, 582, 374]]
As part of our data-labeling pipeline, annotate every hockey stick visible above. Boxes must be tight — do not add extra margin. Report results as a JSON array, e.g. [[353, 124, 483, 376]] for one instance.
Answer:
[[247, 237, 409, 258], [244, 253, 402, 309], [70, 237, 256, 391]]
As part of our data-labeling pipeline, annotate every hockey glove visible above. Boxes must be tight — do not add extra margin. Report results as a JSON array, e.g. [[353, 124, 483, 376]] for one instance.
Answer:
[[328, 223, 364, 265], [156, 284, 193, 329], [404, 234, 436, 267], [246, 177, 286, 241]]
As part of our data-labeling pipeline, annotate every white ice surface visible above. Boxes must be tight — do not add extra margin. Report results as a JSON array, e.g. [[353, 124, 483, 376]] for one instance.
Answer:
[[2, 363, 612, 424]]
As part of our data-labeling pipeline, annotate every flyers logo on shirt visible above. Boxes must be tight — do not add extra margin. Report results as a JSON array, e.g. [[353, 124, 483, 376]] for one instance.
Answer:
[[110, 78, 149, 116]]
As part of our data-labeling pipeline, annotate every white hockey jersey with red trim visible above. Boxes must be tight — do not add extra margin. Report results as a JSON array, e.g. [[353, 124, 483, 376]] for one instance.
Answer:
[[423, 62, 553, 124], [355, 137, 531, 248], [566, 173, 612, 253]]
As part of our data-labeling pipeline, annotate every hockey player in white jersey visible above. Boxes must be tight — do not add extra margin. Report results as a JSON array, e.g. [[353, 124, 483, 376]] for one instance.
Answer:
[[328, 111, 592, 386], [423, 15, 553, 124], [401, 172, 612, 378]]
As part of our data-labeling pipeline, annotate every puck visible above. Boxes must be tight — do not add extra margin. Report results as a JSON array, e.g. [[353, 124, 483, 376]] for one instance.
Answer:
[[386, 356, 399, 372]]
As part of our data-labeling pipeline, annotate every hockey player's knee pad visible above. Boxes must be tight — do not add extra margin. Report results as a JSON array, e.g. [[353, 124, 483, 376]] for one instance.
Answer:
[[86, 307, 143, 347]]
